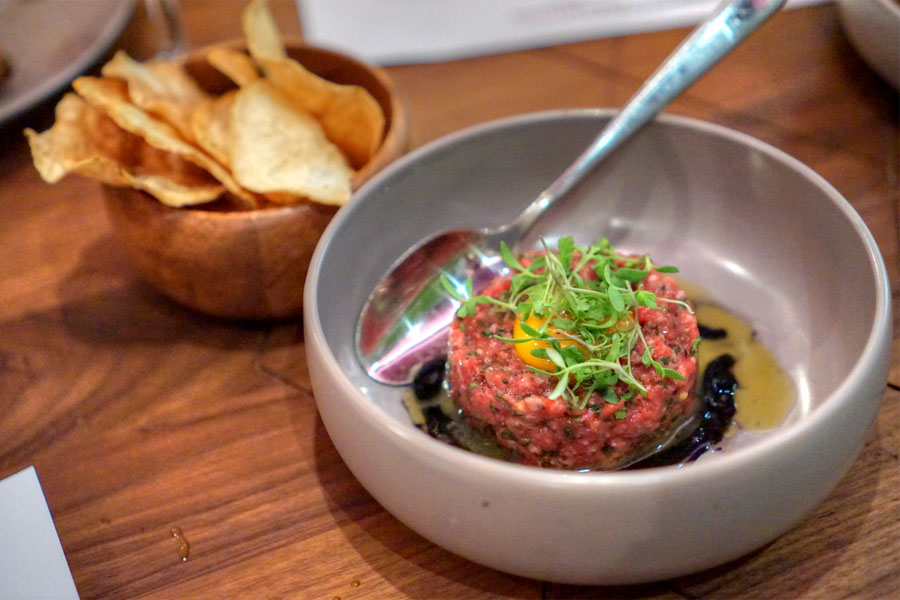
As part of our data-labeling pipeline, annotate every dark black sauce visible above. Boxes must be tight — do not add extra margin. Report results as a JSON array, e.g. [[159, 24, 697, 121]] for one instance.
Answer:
[[410, 358, 460, 444], [410, 326, 740, 469], [412, 357, 446, 400], [698, 324, 728, 340], [423, 404, 457, 445], [628, 353, 737, 468]]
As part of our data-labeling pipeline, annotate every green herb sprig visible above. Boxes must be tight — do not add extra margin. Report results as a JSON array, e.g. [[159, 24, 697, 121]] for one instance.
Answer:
[[441, 236, 690, 411]]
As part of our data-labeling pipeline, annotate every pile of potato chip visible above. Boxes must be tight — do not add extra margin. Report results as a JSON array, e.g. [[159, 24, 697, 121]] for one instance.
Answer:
[[25, 0, 384, 209]]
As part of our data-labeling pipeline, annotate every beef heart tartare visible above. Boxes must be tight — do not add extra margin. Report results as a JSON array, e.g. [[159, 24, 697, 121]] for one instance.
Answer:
[[443, 237, 700, 470]]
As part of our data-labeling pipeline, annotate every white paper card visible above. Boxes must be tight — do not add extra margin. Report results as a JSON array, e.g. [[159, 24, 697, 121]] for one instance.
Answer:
[[297, 0, 829, 65], [0, 467, 80, 599]]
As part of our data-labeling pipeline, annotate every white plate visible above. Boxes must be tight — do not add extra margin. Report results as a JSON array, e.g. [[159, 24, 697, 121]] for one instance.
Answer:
[[0, 0, 136, 125]]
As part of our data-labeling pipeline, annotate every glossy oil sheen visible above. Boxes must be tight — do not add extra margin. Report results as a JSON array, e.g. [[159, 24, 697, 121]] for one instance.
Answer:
[[696, 303, 794, 430]]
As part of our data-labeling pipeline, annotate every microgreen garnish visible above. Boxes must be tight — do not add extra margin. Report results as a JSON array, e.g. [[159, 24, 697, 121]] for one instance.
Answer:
[[441, 236, 690, 410]]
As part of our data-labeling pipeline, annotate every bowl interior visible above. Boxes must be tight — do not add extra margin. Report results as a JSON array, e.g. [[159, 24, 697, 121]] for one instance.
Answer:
[[312, 110, 884, 461], [838, 0, 900, 89]]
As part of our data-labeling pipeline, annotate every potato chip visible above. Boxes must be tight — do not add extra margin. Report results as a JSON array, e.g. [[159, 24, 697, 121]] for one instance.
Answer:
[[101, 51, 210, 143], [241, 0, 287, 60], [25, 0, 391, 212], [117, 173, 225, 207], [191, 91, 236, 168], [228, 79, 353, 205], [72, 76, 259, 208], [255, 58, 385, 170], [242, 0, 385, 169], [25, 93, 225, 206], [207, 46, 260, 87]]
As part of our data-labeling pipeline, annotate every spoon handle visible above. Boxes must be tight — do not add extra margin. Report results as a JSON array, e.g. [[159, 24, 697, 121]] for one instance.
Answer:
[[506, 0, 787, 241]]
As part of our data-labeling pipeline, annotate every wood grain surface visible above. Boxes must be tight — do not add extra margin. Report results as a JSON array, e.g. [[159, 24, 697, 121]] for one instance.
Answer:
[[0, 1, 897, 599]]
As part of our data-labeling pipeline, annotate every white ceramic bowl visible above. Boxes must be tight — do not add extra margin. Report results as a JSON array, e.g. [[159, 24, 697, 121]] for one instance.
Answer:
[[304, 111, 891, 584], [838, 0, 900, 89]]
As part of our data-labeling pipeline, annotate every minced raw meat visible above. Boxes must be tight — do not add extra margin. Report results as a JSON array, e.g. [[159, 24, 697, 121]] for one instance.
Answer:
[[448, 265, 700, 470]]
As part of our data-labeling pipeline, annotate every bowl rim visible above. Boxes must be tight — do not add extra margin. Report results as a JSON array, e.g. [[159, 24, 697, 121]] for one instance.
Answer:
[[838, 0, 900, 18], [872, 0, 900, 17], [305, 108, 892, 486]]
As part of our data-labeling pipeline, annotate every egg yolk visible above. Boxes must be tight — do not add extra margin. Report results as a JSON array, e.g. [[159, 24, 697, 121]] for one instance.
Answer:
[[513, 313, 582, 371]]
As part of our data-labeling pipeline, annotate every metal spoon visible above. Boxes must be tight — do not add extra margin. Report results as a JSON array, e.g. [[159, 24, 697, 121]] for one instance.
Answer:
[[356, 0, 786, 385]]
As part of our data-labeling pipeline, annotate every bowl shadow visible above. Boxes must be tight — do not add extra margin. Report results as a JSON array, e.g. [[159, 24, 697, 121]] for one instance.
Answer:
[[54, 235, 301, 351], [666, 420, 890, 598]]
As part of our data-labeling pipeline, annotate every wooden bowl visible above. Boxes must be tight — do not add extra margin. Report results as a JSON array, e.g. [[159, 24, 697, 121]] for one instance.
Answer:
[[103, 42, 408, 320]]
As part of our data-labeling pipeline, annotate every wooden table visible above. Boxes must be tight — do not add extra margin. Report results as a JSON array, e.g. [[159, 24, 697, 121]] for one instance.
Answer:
[[1, 1, 897, 598]]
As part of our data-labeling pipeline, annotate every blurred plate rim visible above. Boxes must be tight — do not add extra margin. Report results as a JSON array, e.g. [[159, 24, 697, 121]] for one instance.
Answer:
[[0, 0, 136, 126]]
